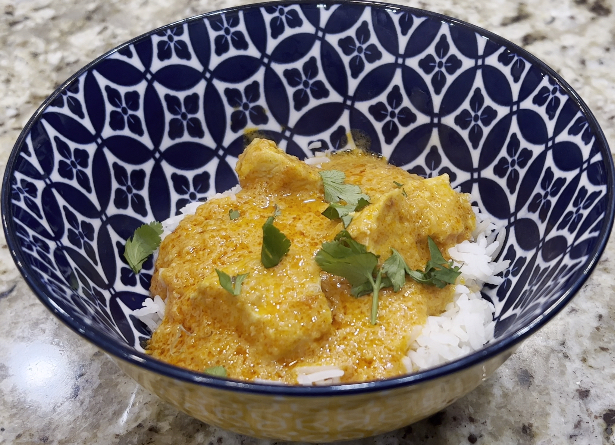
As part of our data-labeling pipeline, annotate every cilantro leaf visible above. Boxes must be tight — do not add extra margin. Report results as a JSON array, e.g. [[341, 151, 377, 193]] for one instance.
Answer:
[[406, 269, 436, 286], [315, 231, 382, 324], [407, 237, 461, 288], [340, 214, 353, 228], [216, 269, 248, 296], [432, 266, 462, 286], [322, 198, 370, 228], [319, 171, 370, 227], [381, 248, 408, 292], [355, 197, 370, 212], [319, 170, 369, 206], [204, 366, 227, 377], [426, 237, 450, 270], [333, 230, 370, 254], [261, 211, 291, 268], [322, 203, 355, 227], [322, 170, 370, 206], [316, 231, 376, 285], [322, 202, 352, 220], [229, 209, 240, 220], [315, 248, 378, 287], [124, 221, 163, 274], [315, 233, 462, 323]]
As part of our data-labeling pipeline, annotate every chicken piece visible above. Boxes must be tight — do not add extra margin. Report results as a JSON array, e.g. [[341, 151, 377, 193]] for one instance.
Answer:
[[152, 139, 334, 360], [188, 257, 332, 359], [235, 138, 322, 193], [347, 174, 475, 269]]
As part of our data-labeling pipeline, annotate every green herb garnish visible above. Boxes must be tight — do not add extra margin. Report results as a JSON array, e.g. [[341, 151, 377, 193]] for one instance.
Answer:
[[355, 197, 370, 211], [320, 170, 370, 205], [321, 203, 355, 228], [204, 366, 227, 377], [216, 269, 248, 296], [261, 208, 291, 268], [123, 221, 163, 274], [315, 231, 383, 324], [315, 230, 378, 288], [319, 170, 370, 227], [381, 248, 408, 292], [406, 237, 461, 288], [393, 181, 407, 197], [315, 234, 461, 323], [229, 209, 240, 220]]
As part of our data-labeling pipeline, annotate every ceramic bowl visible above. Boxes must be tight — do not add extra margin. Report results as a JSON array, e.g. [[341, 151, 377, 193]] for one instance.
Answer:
[[3, 1, 614, 441]]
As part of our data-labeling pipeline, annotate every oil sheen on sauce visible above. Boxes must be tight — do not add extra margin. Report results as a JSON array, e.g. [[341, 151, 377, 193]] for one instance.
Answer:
[[147, 138, 475, 384]]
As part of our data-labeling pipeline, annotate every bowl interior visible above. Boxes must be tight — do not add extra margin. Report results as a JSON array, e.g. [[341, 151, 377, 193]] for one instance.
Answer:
[[3, 0, 613, 388]]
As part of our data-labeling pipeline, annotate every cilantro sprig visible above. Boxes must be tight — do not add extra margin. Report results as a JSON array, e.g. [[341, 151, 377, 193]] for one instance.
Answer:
[[261, 207, 291, 268], [124, 221, 163, 274], [406, 237, 461, 288], [215, 269, 248, 296], [315, 233, 461, 324], [319, 170, 370, 227], [315, 231, 383, 324]]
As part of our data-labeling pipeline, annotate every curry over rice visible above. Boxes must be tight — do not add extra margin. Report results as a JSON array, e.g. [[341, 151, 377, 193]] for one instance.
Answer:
[[147, 138, 475, 383]]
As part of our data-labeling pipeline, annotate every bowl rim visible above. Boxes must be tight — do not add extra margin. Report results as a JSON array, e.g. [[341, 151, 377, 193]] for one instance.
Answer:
[[2, 0, 614, 396]]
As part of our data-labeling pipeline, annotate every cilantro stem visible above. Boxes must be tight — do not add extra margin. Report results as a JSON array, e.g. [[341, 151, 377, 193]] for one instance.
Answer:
[[370, 271, 382, 325]]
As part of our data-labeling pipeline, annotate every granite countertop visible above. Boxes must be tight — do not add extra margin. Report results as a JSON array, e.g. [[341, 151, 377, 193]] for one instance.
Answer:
[[0, 0, 614, 443]]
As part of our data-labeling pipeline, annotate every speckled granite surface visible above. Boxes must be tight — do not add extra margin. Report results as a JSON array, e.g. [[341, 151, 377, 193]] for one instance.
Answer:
[[0, 0, 614, 443]]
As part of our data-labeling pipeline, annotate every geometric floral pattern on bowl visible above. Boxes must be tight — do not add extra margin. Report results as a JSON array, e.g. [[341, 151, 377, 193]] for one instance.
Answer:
[[4, 2, 613, 365]]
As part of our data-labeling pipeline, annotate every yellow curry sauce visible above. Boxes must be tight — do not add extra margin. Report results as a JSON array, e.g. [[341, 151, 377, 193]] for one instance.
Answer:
[[147, 138, 475, 383]]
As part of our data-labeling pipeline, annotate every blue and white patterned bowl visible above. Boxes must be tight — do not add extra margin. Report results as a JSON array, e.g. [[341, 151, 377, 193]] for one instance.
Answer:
[[3, 1, 614, 441]]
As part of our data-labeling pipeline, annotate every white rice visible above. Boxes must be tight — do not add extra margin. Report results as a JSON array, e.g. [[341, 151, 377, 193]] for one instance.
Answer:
[[403, 208, 508, 373], [160, 184, 242, 241], [295, 366, 345, 386], [132, 294, 165, 332], [304, 150, 331, 168], [134, 176, 508, 385]]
